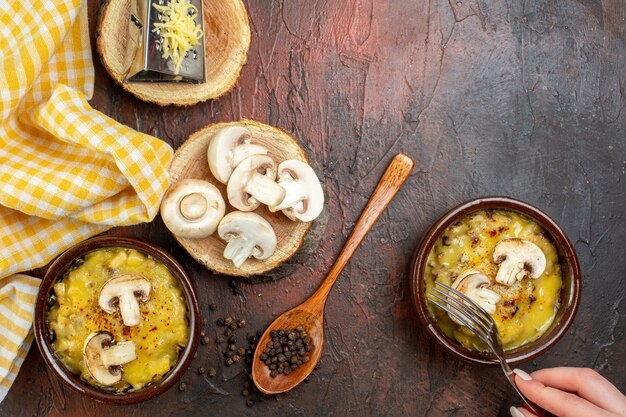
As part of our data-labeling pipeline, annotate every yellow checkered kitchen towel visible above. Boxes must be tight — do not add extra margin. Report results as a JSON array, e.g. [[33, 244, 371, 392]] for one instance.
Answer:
[[0, 0, 173, 400]]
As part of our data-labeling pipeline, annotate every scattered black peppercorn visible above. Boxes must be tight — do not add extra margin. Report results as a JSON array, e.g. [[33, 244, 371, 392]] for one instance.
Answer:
[[209, 303, 217, 311], [201, 336, 210, 345], [178, 382, 187, 392], [237, 319, 246, 328], [197, 367, 205, 374], [224, 316, 233, 326], [216, 318, 225, 326], [229, 323, 238, 331]]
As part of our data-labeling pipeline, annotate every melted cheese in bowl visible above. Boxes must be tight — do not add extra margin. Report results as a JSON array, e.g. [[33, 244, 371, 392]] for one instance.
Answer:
[[424, 209, 562, 352], [47, 248, 190, 391]]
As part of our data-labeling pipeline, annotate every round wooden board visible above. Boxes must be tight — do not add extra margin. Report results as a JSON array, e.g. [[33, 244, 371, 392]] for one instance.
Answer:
[[96, 0, 250, 106], [169, 119, 326, 278]]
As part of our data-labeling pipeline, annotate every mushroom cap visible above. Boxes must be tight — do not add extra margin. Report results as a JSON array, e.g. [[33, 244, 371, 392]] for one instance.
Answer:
[[83, 331, 137, 387], [99, 274, 152, 312], [217, 211, 277, 260], [272, 160, 324, 222], [227, 155, 282, 211], [98, 274, 151, 326], [493, 238, 547, 285], [160, 178, 226, 239], [207, 126, 268, 183], [449, 270, 501, 325]]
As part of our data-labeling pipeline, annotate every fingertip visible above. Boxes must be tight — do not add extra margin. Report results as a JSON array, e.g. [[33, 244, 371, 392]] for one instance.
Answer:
[[509, 406, 524, 417], [513, 368, 533, 381], [510, 406, 536, 417]]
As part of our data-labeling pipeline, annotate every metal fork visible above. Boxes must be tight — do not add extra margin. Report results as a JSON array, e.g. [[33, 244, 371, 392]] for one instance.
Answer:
[[428, 281, 553, 417]]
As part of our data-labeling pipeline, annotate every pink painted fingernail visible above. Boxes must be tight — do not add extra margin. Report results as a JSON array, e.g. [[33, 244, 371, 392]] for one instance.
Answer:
[[510, 406, 525, 417], [513, 368, 533, 381]]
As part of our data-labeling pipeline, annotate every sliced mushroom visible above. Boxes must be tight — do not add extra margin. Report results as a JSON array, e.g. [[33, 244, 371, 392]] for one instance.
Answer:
[[268, 160, 324, 222], [83, 331, 137, 386], [99, 274, 151, 327], [448, 270, 501, 325], [227, 155, 286, 211], [207, 126, 269, 184], [493, 238, 547, 286], [217, 211, 277, 268], [160, 179, 226, 239]]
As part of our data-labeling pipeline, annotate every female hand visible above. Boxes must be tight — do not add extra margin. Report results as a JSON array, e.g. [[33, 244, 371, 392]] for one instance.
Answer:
[[510, 367, 626, 417]]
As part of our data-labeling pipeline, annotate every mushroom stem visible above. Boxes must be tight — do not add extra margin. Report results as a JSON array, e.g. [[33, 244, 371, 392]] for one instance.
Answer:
[[179, 192, 208, 220], [118, 293, 142, 327], [100, 341, 137, 367], [269, 173, 307, 212], [223, 236, 257, 268], [244, 173, 286, 207], [497, 261, 524, 286]]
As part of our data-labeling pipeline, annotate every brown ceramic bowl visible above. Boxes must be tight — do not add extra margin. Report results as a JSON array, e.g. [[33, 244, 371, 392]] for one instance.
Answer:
[[410, 197, 581, 365], [34, 236, 200, 404]]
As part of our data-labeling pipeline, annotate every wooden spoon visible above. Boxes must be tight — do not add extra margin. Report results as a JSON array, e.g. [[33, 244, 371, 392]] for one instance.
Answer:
[[252, 153, 414, 394]]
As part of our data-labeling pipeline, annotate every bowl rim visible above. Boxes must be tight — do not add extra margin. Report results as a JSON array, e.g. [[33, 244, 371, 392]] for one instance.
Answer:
[[409, 196, 582, 365], [33, 236, 200, 404]]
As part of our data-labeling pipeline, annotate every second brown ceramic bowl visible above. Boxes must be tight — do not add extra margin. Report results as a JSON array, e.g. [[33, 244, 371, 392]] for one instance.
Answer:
[[34, 236, 200, 404], [410, 197, 581, 365]]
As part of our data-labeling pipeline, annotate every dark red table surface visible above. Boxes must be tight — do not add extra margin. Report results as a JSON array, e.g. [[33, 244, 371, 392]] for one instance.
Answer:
[[2, 1, 625, 416]]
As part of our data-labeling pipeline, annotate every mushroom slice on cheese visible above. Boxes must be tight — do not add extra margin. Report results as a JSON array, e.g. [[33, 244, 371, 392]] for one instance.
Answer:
[[493, 238, 546, 286], [83, 331, 137, 386], [217, 211, 277, 268], [227, 155, 286, 211], [160, 179, 225, 239], [448, 270, 501, 325], [99, 274, 151, 327], [207, 126, 268, 184], [269, 160, 324, 222]]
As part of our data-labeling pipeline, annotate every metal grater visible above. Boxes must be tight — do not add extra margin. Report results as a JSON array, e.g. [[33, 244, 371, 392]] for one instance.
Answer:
[[125, 0, 205, 83]]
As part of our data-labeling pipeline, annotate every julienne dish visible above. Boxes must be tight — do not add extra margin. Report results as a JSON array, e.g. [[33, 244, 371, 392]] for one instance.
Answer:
[[411, 197, 581, 365], [34, 236, 200, 404]]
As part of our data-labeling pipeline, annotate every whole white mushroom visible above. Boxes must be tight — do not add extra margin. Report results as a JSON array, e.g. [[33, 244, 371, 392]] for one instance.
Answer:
[[160, 179, 225, 239], [207, 126, 268, 184]]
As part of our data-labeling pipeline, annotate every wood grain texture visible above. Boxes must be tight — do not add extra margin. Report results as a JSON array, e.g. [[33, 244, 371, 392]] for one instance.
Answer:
[[2, 0, 625, 416]]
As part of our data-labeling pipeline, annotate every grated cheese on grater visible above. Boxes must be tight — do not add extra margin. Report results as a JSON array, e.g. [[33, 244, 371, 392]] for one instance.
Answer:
[[152, 1, 203, 75]]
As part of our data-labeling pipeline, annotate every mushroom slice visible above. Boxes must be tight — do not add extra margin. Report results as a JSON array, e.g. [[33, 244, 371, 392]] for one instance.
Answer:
[[227, 155, 286, 211], [160, 179, 226, 239], [207, 126, 269, 184], [99, 274, 151, 327], [448, 270, 501, 326], [268, 160, 324, 222], [83, 331, 137, 386], [493, 238, 547, 286], [217, 212, 277, 268]]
